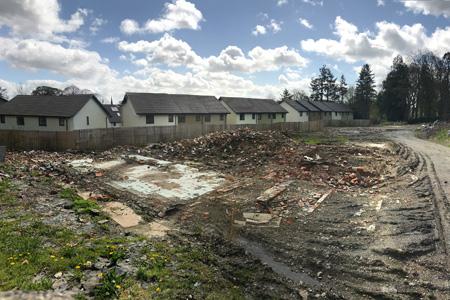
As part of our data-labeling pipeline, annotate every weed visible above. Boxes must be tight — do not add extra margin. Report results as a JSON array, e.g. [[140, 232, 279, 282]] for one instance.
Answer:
[[59, 188, 101, 215], [94, 269, 126, 300]]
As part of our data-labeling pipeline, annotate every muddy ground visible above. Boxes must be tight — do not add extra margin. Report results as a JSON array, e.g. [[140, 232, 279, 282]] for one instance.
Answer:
[[0, 127, 449, 299]]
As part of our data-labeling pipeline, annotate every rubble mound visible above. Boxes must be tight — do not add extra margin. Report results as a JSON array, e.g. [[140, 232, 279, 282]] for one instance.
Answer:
[[148, 128, 291, 166]]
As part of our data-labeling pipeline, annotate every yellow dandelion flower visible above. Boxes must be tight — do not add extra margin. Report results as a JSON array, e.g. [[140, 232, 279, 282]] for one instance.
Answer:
[[10, 262, 15, 265], [97, 273, 103, 278], [156, 287, 161, 293], [115, 285, 121, 289], [50, 255, 56, 258], [75, 265, 81, 269], [109, 251, 114, 255]]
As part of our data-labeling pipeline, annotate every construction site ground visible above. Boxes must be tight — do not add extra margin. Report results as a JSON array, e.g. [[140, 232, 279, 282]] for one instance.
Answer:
[[0, 126, 449, 299]]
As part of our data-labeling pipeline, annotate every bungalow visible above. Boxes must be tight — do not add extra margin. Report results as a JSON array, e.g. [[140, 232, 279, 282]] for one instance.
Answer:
[[280, 99, 309, 122], [219, 97, 287, 125], [309, 101, 334, 121], [0, 94, 110, 131], [120, 93, 229, 127], [104, 104, 122, 128], [321, 102, 353, 120]]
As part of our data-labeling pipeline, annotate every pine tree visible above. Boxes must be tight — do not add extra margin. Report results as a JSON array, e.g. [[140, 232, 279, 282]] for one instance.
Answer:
[[280, 88, 293, 101], [310, 65, 339, 102], [378, 56, 410, 121], [354, 64, 376, 119], [338, 75, 348, 103]]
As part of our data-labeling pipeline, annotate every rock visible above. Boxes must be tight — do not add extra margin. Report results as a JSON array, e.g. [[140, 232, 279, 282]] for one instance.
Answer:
[[54, 272, 63, 279], [97, 219, 109, 224], [81, 271, 101, 292]]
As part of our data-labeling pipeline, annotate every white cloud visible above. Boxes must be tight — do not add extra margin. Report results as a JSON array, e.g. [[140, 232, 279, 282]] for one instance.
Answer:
[[252, 19, 282, 36], [101, 37, 120, 44], [301, 16, 450, 85], [0, 38, 115, 80], [268, 19, 282, 33], [90, 17, 107, 34], [118, 34, 308, 73], [118, 33, 203, 68], [302, 0, 323, 6], [120, 19, 141, 35], [120, 0, 203, 34], [401, 0, 450, 18], [277, 0, 288, 6], [252, 25, 267, 36], [377, 0, 385, 7], [0, 0, 88, 40], [299, 18, 313, 29]]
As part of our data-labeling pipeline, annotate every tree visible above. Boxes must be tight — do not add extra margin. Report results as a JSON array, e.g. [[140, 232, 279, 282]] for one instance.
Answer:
[[354, 64, 376, 119], [31, 86, 63, 96], [280, 88, 293, 101], [378, 56, 410, 121], [0, 86, 7, 99], [63, 85, 81, 95], [310, 65, 339, 102], [291, 89, 310, 101], [338, 75, 348, 103]]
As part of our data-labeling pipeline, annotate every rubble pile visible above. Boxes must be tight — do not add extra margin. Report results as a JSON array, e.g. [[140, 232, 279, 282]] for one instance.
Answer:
[[146, 128, 291, 169]]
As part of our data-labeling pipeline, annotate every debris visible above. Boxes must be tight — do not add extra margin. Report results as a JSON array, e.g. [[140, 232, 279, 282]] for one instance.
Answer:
[[243, 213, 273, 224], [305, 190, 334, 213], [256, 181, 293, 204], [102, 202, 142, 228]]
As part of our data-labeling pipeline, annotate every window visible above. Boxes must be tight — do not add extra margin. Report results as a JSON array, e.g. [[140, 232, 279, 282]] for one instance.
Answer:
[[239, 114, 245, 121], [195, 115, 201, 122], [0, 115, 5, 124], [335, 112, 338, 116], [17, 116, 24, 126], [38, 117, 47, 127], [282, 113, 286, 118], [220, 114, 225, 121], [205, 115, 211, 122], [146, 114, 154, 124], [268, 113, 272, 119], [252, 113, 256, 120], [271, 113, 276, 119], [300, 112, 303, 117], [59, 118, 65, 126], [86, 116, 90, 126], [168, 115, 174, 123], [112, 122, 116, 127], [258, 114, 262, 120], [178, 115, 185, 123]]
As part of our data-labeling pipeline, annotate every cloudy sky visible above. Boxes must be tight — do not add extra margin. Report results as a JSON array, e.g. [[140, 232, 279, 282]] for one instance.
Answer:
[[0, 0, 450, 102]]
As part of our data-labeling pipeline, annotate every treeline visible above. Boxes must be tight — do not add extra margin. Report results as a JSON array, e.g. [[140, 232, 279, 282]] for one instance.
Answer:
[[281, 64, 376, 119], [378, 52, 450, 122]]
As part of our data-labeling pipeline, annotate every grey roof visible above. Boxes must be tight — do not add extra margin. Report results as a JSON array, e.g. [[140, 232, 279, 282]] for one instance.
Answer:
[[0, 94, 107, 117], [322, 102, 353, 113], [0, 97, 7, 103], [124, 93, 229, 115], [220, 97, 287, 114], [295, 99, 321, 112], [309, 101, 334, 112], [283, 100, 309, 112], [104, 104, 122, 123]]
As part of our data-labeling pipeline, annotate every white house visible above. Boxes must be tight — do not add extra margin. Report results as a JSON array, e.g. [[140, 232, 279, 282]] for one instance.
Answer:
[[280, 100, 309, 122], [219, 97, 287, 125], [0, 95, 110, 131], [120, 93, 229, 127], [104, 104, 122, 128]]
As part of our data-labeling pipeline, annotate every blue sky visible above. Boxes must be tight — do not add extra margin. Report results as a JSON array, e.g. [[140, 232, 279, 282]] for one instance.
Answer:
[[0, 0, 449, 102]]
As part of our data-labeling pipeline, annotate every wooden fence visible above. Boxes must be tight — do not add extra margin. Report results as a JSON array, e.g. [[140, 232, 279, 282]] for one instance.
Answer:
[[0, 119, 368, 151]]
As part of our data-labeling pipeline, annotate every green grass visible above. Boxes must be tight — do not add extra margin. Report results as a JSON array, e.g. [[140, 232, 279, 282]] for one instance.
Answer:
[[130, 242, 244, 299], [432, 128, 450, 147], [59, 188, 101, 215]]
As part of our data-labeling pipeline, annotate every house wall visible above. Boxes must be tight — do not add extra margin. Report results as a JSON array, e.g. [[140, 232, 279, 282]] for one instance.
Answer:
[[107, 121, 122, 128], [280, 102, 309, 122], [68, 98, 109, 130], [0, 116, 68, 131], [121, 101, 227, 127], [331, 112, 342, 121]]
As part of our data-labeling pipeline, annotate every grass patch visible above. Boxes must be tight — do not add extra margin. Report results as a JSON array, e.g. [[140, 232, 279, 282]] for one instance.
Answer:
[[0, 214, 130, 292], [131, 242, 244, 299], [0, 179, 16, 207], [59, 188, 101, 215], [432, 128, 450, 147]]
